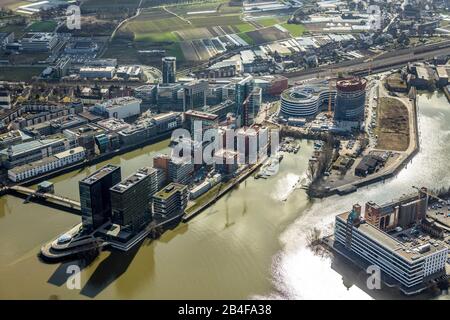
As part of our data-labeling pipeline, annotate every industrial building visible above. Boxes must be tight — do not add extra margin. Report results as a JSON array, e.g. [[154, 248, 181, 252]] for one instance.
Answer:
[[0, 138, 73, 169], [162, 56, 176, 84], [334, 199, 448, 295], [280, 83, 336, 118], [79, 164, 121, 231], [334, 77, 367, 122], [152, 183, 188, 219]]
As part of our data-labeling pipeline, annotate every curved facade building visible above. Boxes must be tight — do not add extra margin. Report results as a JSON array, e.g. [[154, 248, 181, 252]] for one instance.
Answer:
[[334, 77, 367, 121], [280, 84, 336, 118]]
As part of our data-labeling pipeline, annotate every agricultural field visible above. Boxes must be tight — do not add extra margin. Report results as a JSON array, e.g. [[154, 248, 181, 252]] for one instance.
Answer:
[[280, 23, 307, 37], [0, 66, 45, 81], [25, 20, 57, 32], [81, 0, 141, 12], [244, 26, 290, 45]]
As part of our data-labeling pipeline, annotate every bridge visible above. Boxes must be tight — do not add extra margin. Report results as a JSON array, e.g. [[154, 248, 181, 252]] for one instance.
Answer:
[[5, 185, 81, 213]]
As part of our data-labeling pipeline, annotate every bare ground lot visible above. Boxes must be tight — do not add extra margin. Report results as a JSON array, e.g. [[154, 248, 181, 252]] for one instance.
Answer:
[[375, 97, 410, 151]]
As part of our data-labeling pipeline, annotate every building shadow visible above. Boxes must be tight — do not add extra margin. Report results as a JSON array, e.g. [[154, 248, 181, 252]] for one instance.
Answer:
[[330, 253, 436, 300], [79, 241, 142, 298], [47, 257, 93, 287]]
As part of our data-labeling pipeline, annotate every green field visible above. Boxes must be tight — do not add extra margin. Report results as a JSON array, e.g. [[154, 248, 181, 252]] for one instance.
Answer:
[[26, 20, 57, 32], [0, 67, 45, 81], [257, 18, 283, 28], [280, 23, 307, 37]]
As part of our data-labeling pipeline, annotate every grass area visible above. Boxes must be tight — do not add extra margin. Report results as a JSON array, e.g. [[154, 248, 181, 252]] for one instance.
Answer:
[[25, 20, 57, 32], [134, 31, 180, 42], [0, 23, 27, 37], [0, 67, 44, 81], [233, 22, 255, 33], [237, 32, 254, 45], [375, 97, 410, 152], [81, 0, 140, 10], [280, 23, 307, 37], [257, 18, 282, 27]]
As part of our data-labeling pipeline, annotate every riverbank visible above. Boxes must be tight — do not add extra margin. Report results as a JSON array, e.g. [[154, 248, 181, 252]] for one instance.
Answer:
[[308, 85, 420, 198]]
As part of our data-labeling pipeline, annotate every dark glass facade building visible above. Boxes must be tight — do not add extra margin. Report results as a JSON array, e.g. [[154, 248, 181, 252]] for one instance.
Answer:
[[110, 167, 159, 232], [162, 56, 176, 84], [334, 77, 367, 122], [79, 164, 121, 231]]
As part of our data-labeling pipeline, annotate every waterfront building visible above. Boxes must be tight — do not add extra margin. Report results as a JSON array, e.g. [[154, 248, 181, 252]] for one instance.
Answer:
[[0, 138, 73, 169], [91, 97, 141, 120], [183, 80, 208, 111], [168, 157, 194, 185], [334, 204, 448, 295], [247, 87, 262, 125], [0, 130, 32, 149], [280, 83, 336, 118], [151, 112, 182, 134], [152, 183, 188, 218], [364, 189, 428, 232], [162, 56, 176, 84], [110, 167, 160, 232], [79, 164, 121, 231], [214, 149, 239, 174], [184, 109, 218, 138], [21, 32, 58, 52], [118, 121, 157, 146], [8, 146, 85, 182], [334, 77, 367, 122], [153, 154, 170, 185]]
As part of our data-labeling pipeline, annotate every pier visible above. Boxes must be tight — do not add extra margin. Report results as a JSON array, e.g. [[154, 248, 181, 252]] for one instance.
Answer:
[[4, 185, 81, 214]]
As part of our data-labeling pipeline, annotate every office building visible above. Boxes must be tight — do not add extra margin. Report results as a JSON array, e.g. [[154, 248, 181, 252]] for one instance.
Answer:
[[79, 164, 121, 231], [280, 83, 336, 118], [168, 157, 194, 185], [0, 88, 11, 109], [21, 32, 58, 52], [162, 56, 176, 84], [334, 204, 448, 295], [153, 183, 188, 218], [334, 77, 367, 122], [133, 84, 157, 105], [110, 167, 159, 232], [79, 66, 115, 79], [183, 80, 208, 111], [157, 83, 184, 112], [91, 97, 141, 119], [184, 110, 218, 138]]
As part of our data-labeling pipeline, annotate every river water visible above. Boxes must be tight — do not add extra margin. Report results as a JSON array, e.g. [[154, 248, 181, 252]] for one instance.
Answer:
[[0, 92, 449, 299]]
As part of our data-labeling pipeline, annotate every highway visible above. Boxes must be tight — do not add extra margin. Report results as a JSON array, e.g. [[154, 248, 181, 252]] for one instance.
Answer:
[[283, 40, 450, 83]]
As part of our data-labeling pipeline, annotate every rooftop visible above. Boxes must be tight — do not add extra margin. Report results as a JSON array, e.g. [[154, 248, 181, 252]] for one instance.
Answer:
[[337, 211, 447, 262], [110, 167, 155, 193], [153, 183, 186, 200], [80, 164, 120, 185]]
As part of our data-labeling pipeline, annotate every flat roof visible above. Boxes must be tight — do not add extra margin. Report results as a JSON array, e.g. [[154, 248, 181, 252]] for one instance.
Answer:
[[80, 164, 120, 185], [337, 212, 447, 262], [110, 167, 155, 193], [154, 183, 186, 200]]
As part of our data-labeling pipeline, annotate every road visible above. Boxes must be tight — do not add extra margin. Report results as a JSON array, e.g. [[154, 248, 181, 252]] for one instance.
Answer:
[[109, 0, 144, 41]]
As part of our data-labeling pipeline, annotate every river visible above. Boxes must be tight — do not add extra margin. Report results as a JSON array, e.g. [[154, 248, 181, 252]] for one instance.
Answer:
[[0, 91, 449, 299]]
